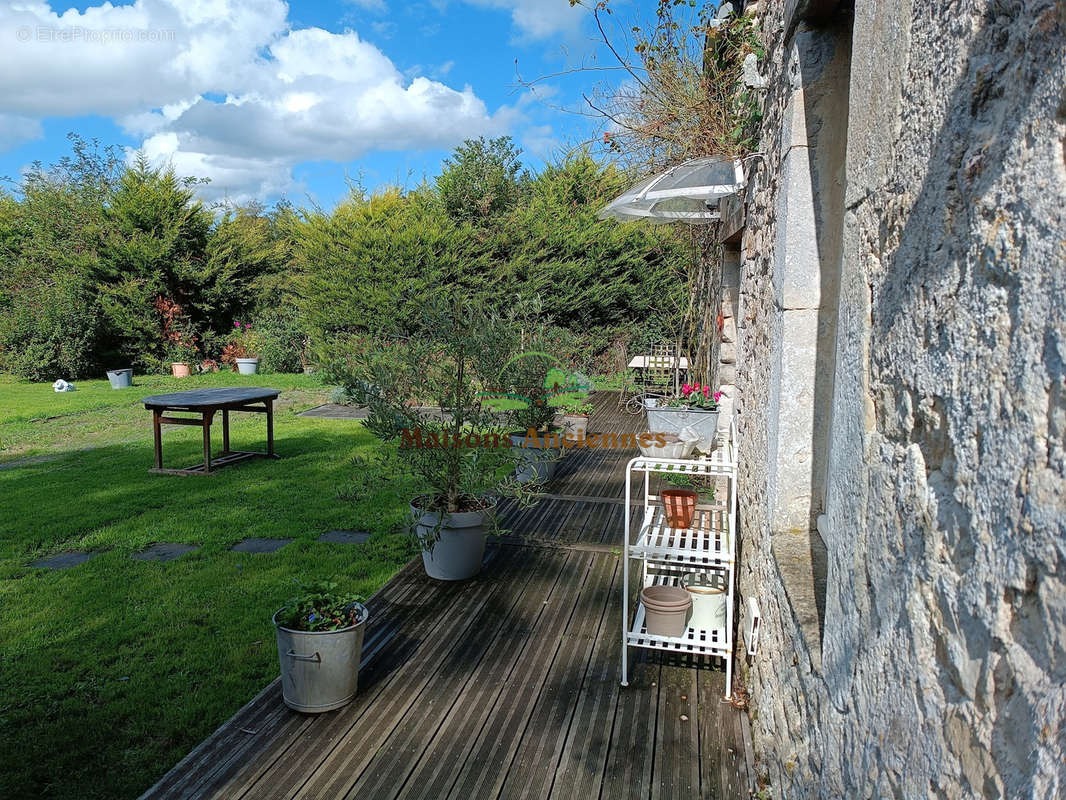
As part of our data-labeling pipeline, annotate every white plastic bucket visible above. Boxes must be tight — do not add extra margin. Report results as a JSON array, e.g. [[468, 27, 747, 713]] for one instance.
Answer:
[[682, 572, 726, 631]]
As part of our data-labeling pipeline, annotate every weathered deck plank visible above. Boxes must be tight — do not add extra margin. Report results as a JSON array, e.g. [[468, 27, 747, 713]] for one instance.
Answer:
[[140, 392, 753, 800]]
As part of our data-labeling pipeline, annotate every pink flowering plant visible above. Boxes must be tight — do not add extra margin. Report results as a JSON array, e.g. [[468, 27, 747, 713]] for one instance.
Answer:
[[666, 382, 722, 410]]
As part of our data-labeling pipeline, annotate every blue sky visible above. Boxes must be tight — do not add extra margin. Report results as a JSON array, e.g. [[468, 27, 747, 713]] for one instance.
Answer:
[[0, 0, 638, 209]]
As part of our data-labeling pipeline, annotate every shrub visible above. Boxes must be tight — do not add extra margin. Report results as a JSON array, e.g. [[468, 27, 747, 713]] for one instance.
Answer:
[[256, 311, 307, 373], [0, 274, 101, 380]]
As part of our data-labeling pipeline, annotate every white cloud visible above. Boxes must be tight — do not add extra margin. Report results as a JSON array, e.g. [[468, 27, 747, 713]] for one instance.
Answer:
[[0, 0, 510, 202], [461, 0, 584, 40], [521, 123, 559, 159], [0, 114, 43, 152], [344, 0, 387, 11]]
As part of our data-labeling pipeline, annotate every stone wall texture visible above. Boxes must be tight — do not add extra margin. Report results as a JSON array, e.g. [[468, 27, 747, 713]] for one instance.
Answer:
[[736, 1, 1066, 797]]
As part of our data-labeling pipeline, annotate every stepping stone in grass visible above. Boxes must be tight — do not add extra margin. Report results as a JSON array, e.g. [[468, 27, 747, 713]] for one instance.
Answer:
[[231, 538, 293, 554], [31, 551, 99, 569], [298, 404, 369, 419], [131, 543, 200, 562], [317, 530, 372, 545]]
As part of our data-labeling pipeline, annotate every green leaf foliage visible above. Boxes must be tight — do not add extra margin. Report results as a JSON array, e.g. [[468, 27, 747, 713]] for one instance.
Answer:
[[0, 136, 690, 380]]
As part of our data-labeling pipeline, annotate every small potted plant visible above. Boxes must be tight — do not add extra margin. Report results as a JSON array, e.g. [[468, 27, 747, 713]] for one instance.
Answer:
[[646, 382, 722, 452], [273, 580, 368, 713], [223, 321, 262, 375], [506, 376, 564, 484], [331, 297, 543, 581], [166, 340, 198, 378], [556, 394, 594, 440]]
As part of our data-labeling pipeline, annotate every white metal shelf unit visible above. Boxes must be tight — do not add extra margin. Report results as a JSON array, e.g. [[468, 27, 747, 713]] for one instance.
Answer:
[[620, 421, 738, 698]]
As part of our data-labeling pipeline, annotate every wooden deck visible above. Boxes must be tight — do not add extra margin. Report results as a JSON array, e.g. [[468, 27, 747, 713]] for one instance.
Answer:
[[141, 392, 754, 799]]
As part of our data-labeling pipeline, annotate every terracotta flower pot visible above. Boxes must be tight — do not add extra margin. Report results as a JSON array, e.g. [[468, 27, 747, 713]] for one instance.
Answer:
[[171, 362, 191, 378], [661, 489, 698, 529]]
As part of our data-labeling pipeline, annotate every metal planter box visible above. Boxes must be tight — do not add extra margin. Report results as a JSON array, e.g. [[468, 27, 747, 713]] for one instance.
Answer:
[[644, 406, 719, 451]]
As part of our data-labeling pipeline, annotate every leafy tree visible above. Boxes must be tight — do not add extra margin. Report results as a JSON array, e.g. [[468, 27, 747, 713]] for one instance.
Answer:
[[205, 204, 289, 336], [288, 187, 491, 354], [97, 155, 212, 368], [0, 137, 116, 378], [435, 136, 529, 223]]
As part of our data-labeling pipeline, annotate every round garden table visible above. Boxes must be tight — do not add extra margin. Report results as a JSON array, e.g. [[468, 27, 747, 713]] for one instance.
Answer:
[[142, 387, 280, 476]]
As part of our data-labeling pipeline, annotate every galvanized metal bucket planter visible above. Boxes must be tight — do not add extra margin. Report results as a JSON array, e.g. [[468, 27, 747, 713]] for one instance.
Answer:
[[273, 605, 368, 713], [106, 368, 132, 389], [412, 500, 494, 581], [644, 406, 719, 452]]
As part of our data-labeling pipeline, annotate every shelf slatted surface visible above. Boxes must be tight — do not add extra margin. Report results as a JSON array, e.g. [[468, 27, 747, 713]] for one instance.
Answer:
[[629, 505, 733, 565], [626, 604, 730, 656]]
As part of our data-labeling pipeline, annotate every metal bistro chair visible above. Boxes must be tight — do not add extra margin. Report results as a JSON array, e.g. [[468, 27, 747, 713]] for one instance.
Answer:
[[623, 343, 679, 414]]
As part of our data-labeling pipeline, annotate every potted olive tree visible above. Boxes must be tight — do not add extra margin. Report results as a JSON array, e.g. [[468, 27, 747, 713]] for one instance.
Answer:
[[498, 334, 579, 484], [273, 580, 368, 713], [331, 298, 542, 581]]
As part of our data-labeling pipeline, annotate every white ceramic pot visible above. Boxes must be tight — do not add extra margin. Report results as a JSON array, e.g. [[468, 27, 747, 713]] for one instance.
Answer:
[[236, 357, 260, 375]]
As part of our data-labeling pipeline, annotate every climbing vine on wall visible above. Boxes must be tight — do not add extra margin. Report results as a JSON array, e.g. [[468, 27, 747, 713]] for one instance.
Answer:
[[571, 0, 764, 170]]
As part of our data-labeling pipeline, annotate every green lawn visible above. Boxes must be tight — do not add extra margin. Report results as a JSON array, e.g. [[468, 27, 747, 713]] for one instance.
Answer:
[[0, 372, 418, 799]]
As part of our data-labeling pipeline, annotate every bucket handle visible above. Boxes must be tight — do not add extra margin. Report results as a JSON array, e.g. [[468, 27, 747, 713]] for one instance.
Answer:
[[285, 650, 321, 663]]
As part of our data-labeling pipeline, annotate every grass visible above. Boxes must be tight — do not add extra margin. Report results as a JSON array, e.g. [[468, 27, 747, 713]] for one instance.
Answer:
[[0, 372, 419, 799]]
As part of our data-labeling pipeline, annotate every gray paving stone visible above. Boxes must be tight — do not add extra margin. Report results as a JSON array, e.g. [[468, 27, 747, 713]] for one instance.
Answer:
[[31, 551, 99, 569], [231, 537, 293, 554], [131, 543, 200, 562], [317, 530, 372, 544], [298, 403, 369, 419]]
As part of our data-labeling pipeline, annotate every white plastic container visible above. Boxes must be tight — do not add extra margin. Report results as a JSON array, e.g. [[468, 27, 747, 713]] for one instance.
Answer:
[[682, 572, 726, 631], [638, 432, 697, 459]]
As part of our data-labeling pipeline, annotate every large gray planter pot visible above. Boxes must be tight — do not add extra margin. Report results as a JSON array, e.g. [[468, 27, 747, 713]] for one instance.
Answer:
[[560, 414, 589, 440], [645, 406, 719, 452], [236, 357, 260, 375], [412, 500, 495, 580], [106, 368, 132, 389], [273, 605, 368, 713], [509, 432, 562, 484]]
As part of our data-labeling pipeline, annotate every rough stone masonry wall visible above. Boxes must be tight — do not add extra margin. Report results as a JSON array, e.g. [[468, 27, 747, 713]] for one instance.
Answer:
[[736, 1, 1066, 797]]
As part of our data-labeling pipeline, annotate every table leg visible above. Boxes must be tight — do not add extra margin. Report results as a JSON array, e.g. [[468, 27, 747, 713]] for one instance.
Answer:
[[153, 410, 163, 470], [202, 411, 213, 474], [266, 399, 274, 456], [222, 409, 230, 455]]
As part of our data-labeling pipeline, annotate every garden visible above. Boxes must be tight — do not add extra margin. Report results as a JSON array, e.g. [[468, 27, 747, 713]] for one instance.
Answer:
[[0, 134, 698, 798]]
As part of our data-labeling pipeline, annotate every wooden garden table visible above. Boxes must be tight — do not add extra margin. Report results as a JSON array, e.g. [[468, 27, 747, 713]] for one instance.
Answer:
[[142, 387, 280, 476]]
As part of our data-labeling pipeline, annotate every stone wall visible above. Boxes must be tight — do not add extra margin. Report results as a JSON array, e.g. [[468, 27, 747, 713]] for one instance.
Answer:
[[735, 1, 1066, 796]]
